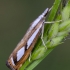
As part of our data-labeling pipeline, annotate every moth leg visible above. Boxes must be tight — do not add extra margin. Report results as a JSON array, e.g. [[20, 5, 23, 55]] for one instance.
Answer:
[[29, 53, 31, 62], [41, 24, 47, 49], [45, 20, 62, 24]]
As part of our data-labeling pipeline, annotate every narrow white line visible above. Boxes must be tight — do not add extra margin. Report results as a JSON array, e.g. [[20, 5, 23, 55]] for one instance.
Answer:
[[11, 57, 15, 66], [17, 47, 25, 61], [27, 24, 42, 49], [30, 8, 49, 30], [41, 8, 49, 17]]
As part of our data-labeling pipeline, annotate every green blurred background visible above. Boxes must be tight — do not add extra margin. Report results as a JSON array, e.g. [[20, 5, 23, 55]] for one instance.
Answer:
[[0, 0, 70, 70]]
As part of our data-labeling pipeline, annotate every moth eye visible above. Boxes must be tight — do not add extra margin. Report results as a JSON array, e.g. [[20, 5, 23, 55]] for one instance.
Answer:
[[8, 61, 11, 65], [6, 61, 11, 69]]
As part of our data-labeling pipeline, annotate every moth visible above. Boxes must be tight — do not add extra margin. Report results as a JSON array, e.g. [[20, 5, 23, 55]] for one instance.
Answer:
[[6, 8, 50, 70]]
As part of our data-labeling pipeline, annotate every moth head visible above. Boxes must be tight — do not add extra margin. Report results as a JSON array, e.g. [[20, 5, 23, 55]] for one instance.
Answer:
[[6, 59, 16, 70]]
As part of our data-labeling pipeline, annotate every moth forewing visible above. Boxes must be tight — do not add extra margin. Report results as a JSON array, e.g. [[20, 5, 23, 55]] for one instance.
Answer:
[[6, 8, 49, 70]]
